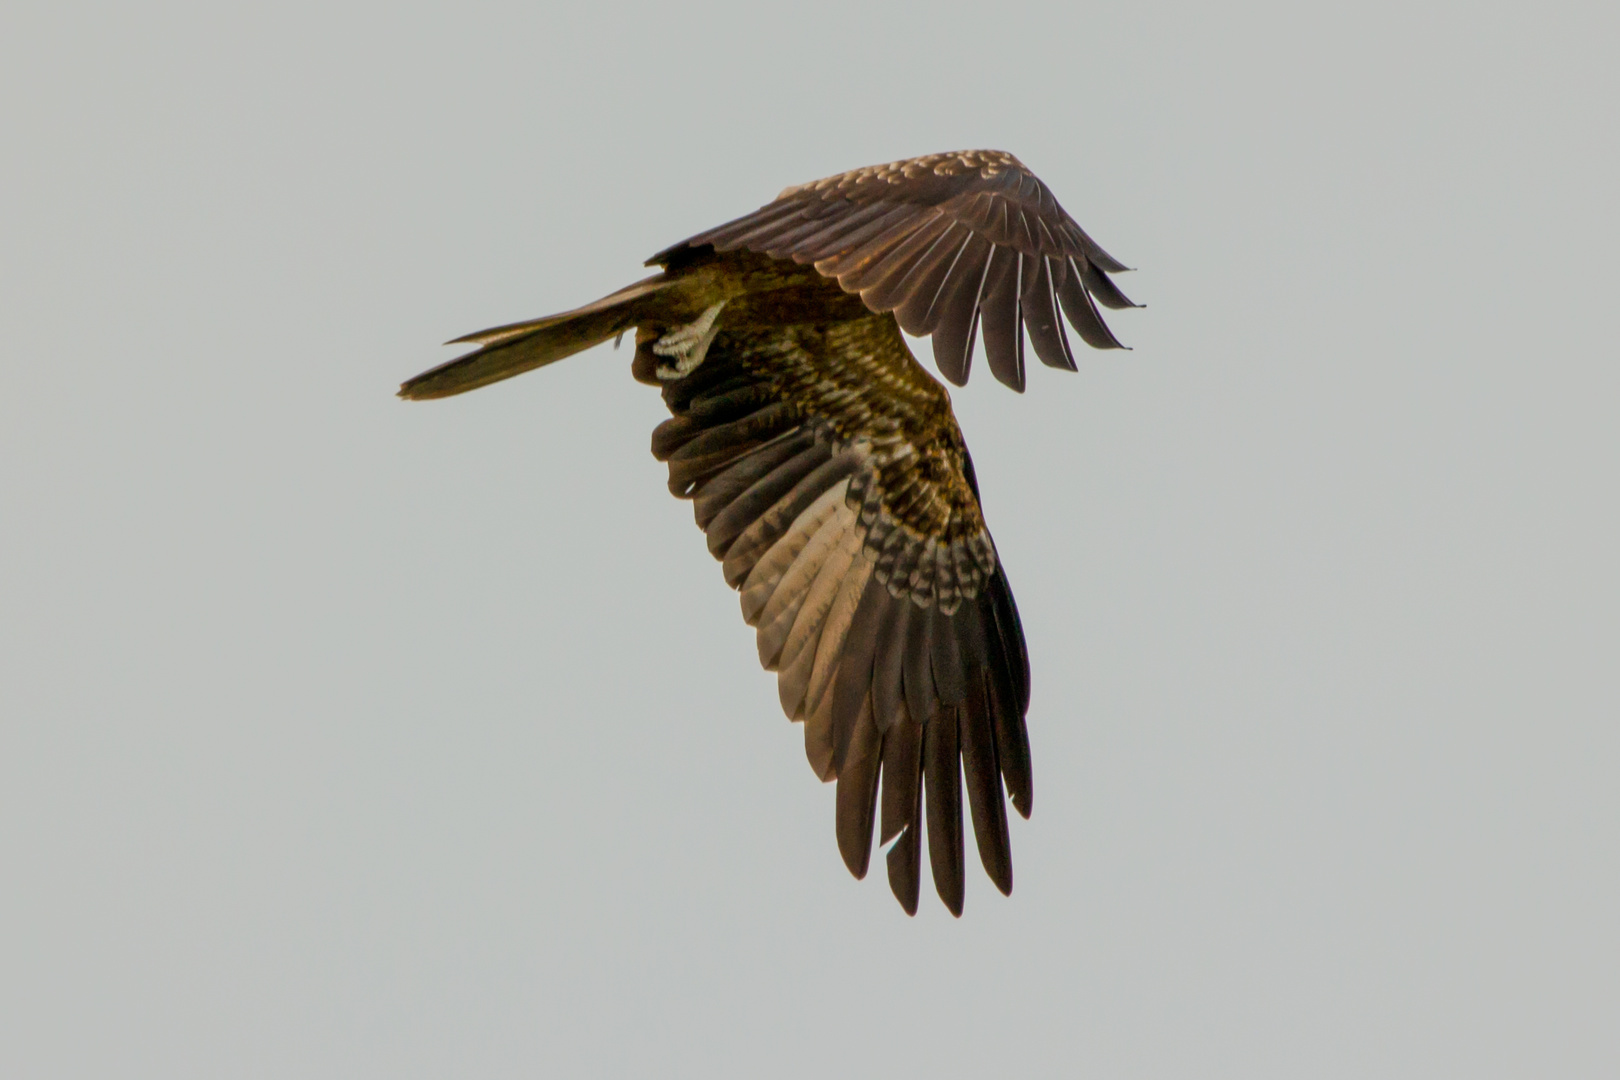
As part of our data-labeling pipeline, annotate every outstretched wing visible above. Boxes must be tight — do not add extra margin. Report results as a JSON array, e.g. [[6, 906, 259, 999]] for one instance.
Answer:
[[650, 149, 1136, 392], [635, 310, 1032, 916]]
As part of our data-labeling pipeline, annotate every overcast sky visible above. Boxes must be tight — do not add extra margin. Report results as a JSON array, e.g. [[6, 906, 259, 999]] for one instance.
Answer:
[[3, 1, 1616, 1076]]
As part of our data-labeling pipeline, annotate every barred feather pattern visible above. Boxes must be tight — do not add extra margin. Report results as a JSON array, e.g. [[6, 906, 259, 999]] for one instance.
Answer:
[[674, 315, 998, 612]]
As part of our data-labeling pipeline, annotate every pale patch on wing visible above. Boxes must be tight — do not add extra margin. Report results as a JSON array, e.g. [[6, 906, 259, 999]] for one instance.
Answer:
[[740, 479, 850, 629], [754, 498, 850, 670], [777, 522, 864, 718], [805, 549, 875, 725]]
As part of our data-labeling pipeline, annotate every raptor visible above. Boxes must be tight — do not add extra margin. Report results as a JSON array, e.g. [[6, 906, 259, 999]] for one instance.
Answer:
[[400, 150, 1137, 915]]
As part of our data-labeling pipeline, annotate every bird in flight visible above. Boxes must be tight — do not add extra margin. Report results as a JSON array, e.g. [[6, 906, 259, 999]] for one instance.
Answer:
[[400, 150, 1137, 915]]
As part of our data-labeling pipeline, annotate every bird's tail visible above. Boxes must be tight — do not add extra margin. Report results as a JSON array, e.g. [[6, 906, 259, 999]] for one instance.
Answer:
[[398, 274, 674, 400]]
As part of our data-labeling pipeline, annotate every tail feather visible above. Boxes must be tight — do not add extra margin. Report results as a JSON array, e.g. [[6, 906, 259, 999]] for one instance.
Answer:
[[398, 274, 673, 400]]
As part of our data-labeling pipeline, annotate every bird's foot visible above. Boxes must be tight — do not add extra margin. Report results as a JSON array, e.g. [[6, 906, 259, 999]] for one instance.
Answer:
[[652, 302, 727, 380]]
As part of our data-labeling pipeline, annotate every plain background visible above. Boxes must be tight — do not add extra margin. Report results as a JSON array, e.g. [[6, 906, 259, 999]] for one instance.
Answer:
[[3, 1, 1616, 1076]]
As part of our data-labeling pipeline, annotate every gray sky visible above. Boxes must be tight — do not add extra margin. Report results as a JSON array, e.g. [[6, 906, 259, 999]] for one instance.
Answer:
[[3, 1, 1616, 1076]]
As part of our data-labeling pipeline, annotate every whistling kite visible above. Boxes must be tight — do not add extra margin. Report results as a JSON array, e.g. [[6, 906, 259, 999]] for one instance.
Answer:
[[400, 150, 1136, 915]]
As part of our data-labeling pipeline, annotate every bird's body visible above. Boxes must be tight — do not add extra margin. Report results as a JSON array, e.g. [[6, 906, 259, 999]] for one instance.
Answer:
[[400, 150, 1136, 915]]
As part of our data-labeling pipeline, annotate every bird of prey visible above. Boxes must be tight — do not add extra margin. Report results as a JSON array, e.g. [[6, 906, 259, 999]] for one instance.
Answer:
[[400, 150, 1136, 915]]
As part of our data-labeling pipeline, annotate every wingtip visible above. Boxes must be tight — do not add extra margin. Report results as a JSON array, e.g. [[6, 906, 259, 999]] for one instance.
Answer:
[[886, 825, 921, 915], [839, 840, 872, 881], [396, 375, 459, 401]]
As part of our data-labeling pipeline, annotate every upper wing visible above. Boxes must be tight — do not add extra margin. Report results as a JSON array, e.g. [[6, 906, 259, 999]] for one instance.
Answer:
[[649, 149, 1136, 392], [636, 310, 1033, 916]]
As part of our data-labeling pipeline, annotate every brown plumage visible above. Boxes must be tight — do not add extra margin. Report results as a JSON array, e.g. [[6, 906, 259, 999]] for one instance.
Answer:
[[399, 150, 1136, 915]]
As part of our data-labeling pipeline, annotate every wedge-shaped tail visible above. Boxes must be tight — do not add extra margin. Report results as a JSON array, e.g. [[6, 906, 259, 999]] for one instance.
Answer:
[[398, 275, 674, 400]]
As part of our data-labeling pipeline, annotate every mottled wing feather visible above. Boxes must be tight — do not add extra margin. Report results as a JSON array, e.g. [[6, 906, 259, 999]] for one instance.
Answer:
[[650, 149, 1135, 389], [650, 311, 1033, 915]]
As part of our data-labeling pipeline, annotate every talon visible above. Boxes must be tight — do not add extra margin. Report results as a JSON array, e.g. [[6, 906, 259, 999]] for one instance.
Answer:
[[653, 301, 727, 380]]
